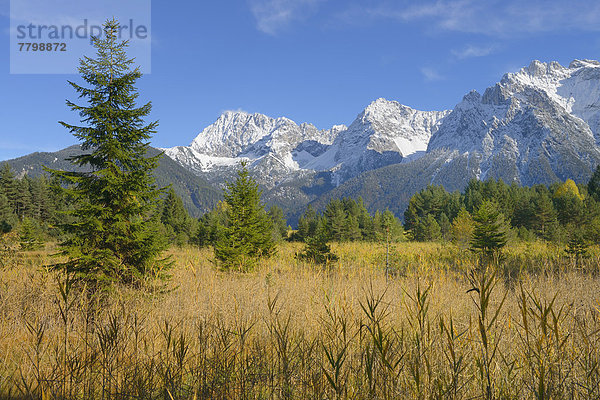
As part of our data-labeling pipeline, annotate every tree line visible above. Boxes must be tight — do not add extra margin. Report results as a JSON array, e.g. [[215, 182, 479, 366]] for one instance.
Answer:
[[404, 174, 600, 247]]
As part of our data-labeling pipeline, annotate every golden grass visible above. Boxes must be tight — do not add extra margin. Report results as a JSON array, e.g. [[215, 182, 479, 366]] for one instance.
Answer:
[[1, 241, 600, 399]]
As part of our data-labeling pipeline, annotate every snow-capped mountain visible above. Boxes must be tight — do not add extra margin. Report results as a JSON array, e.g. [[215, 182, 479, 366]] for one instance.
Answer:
[[160, 59, 600, 219], [164, 111, 341, 180], [427, 59, 600, 185], [311, 99, 449, 185], [164, 99, 447, 188]]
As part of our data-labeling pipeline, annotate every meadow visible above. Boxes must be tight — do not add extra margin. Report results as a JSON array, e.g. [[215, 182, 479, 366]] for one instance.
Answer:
[[1, 241, 600, 399]]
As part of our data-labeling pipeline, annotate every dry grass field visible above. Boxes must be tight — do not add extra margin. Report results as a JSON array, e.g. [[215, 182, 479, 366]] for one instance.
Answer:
[[1, 241, 600, 399]]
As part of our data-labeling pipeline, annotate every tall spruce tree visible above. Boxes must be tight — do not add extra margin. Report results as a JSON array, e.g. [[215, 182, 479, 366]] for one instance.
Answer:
[[214, 162, 275, 270], [46, 19, 165, 287]]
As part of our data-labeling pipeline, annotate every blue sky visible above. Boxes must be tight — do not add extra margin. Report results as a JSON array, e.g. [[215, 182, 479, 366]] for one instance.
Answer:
[[1, 0, 600, 160]]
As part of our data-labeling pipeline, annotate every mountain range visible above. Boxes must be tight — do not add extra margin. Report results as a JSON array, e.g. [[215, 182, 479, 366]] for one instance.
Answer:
[[5, 59, 600, 222]]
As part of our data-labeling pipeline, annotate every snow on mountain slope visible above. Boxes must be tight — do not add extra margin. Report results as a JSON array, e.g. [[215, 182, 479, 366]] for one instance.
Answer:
[[164, 99, 448, 188], [164, 111, 342, 186], [308, 99, 449, 184], [427, 59, 600, 186]]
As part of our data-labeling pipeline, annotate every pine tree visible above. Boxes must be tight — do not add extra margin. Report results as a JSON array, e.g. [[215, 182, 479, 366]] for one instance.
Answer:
[[325, 200, 346, 241], [161, 189, 193, 246], [589, 164, 600, 201], [470, 201, 508, 262], [195, 203, 227, 247], [14, 176, 32, 220], [533, 193, 558, 240], [45, 19, 166, 288], [296, 221, 338, 265], [0, 193, 15, 228], [438, 212, 451, 240], [296, 205, 318, 241], [0, 164, 17, 213], [565, 231, 589, 267], [214, 162, 275, 270], [19, 217, 43, 251], [268, 205, 288, 241], [342, 214, 361, 241], [420, 214, 442, 242]]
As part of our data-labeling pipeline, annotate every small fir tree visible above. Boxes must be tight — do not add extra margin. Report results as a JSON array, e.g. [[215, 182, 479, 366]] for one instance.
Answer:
[[161, 189, 193, 246], [296, 221, 338, 265], [19, 217, 43, 251], [214, 162, 275, 270], [565, 231, 589, 267], [268, 205, 288, 241], [470, 200, 508, 263]]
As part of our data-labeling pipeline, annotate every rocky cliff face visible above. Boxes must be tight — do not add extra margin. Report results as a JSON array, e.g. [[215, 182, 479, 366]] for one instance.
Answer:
[[164, 99, 448, 188], [427, 59, 600, 186]]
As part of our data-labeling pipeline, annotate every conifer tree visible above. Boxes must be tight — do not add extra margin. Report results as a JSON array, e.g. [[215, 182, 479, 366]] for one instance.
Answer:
[[325, 200, 346, 241], [296, 205, 318, 241], [0, 193, 14, 229], [533, 193, 558, 240], [588, 164, 600, 201], [161, 189, 193, 246], [19, 217, 43, 251], [296, 220, 337, 265], [46, 19, 165, 287], [419, 214, 442, 242], [268, 205, 288, 241], [195, 203, 227, 247], [470, 200, 508, 262], [214, 162, 275, 270], [0, 164, 17, 212], [565, 231, 589, 267]]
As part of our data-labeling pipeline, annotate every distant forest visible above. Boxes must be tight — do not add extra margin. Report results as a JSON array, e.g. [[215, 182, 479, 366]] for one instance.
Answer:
[[2, 161, 600, 249]]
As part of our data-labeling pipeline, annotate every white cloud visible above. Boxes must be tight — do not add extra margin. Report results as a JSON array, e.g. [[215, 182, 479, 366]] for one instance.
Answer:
[[451, 44, 495, 59], [421, 67, 444, 82], [337, 0, 600, 36], [249, 0, 323, 35]]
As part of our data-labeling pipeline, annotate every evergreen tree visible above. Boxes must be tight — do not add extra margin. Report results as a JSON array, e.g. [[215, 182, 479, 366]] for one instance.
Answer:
[[0, 164, 17, 212], [533, 192, 558, 240], [45, 19, 166, 287], [342, 214, 361, 241], [161, 189, 193, 246], [195, 203, 227, 247], [325, 199, 346, 241], [14, 176, 32, 220], [588, 164, 600, 201], [295, 204, 318, 241], [19, 217, 43, 251], [565, 231, 589, 266], [470, 200, 508, 262], [380, 209, 404, 242], [438, 212, 451, 240], [214, 162, 275, 270], [296, 222, 338, 265], [0, 193, 15, 228], [268, 205, 288, 241], [416, 214, 442, 242]]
